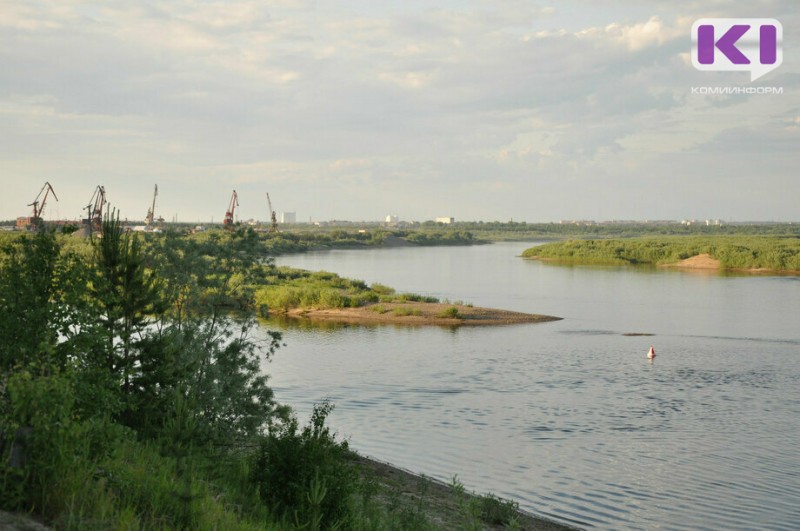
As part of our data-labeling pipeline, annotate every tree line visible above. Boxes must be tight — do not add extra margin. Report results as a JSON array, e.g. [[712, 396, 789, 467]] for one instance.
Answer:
[[522, 236, 800, 271]]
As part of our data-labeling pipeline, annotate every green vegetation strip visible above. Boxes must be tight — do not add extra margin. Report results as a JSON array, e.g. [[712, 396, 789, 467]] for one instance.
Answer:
[[522, 236, 800, 271]]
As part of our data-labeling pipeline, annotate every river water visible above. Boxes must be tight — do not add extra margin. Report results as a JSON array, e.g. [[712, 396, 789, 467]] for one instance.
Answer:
[[261, 242, 800, 530]]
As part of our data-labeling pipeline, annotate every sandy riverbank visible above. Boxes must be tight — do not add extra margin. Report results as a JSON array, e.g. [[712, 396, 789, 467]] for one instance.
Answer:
[[659, 253, 720, 270], [282, 302, 561, 326], [659, 253, 800, 274]]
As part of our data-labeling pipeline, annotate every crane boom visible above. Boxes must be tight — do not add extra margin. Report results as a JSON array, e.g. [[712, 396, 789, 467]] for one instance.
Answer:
[[266, 192, 278, 233], [86, 185, 106, 233], [146, 184, 158, 228], [25, 181, 58, 230], [224, 190, 239, 229]]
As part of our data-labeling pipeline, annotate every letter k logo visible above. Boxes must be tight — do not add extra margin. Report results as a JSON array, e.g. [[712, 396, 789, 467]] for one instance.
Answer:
[[691, 19, 783, 82], [697, 24, 750, 64]]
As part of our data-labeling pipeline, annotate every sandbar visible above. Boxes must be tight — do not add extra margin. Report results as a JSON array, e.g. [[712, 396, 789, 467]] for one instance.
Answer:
[[282, 302, 561, 326]]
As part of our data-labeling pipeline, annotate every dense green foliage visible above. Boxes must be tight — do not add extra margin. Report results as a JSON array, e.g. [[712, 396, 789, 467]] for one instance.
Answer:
[[254, 268, 437, 314], [0, 217, 288, 523], [0, 220, 527, 529], [522, 236, 800, 270], [189, 226, 478, 256], [0, 218, 290, 526], [445, 221, 800, 240], [252, 403, 358, 528]]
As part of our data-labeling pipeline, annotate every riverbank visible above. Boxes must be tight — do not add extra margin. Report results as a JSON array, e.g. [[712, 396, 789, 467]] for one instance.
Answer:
[[659, 253, 720, 270], [283, 301, 561, 326], [354, 454, 578, 530], [0, 454, 578, 531]]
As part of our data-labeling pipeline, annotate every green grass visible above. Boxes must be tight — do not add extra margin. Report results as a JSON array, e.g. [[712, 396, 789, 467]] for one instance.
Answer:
[[437, 306, 461, 319], [392, 306, 422, 317], [1, 397, 538, 530], [254, 268, 438, 315]]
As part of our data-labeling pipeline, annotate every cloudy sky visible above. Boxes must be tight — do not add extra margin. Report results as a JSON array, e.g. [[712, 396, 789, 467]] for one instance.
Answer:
[[1, 1, 798, 223]]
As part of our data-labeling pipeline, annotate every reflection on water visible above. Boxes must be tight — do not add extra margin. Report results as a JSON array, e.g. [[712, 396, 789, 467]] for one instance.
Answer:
[[263, 243, 800, 530]]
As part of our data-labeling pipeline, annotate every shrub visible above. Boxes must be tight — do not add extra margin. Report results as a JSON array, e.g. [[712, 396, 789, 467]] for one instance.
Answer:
[[349, 292, 379, 307], [318, 289, 346, 309], [478, 493, 520, 526], [254, 286, 301, 312], [369, 283, 395, 296], [438, 306, 461, 319], [251, 403, 358, 529], [0, 370, 126, 519]]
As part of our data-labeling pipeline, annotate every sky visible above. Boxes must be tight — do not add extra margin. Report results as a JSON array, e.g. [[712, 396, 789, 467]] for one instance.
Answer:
[[1, 1, 798, 224]]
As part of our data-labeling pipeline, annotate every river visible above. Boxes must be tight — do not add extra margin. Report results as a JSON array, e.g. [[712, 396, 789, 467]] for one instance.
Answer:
[[260, 242, 800, 530]]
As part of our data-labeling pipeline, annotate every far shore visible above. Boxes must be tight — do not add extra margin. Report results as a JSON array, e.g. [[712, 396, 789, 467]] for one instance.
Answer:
[[276, 301, 561, 326], [526, 253, 800, 275]]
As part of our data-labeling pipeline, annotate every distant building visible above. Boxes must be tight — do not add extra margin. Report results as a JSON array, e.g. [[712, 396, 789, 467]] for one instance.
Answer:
[[385, 214, 399, 224], [281, 212, 296, 224], [435, 216, 454, 224]]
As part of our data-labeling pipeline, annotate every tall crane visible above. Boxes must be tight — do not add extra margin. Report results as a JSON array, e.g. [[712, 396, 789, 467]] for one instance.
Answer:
[[266, 192, 278, 233], [224, 190, 239, 229], [24, 181, 58, 231], [145, 184, 158, 229], [85, 185, 106, 233]]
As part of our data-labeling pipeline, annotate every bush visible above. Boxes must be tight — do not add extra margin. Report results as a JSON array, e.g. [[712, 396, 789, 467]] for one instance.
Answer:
[[251, 403, 358, 529], [393, 307, 422, 317], [438, 306, 460, 319], [349, 291, 379, 307], [254, 286, 301, 312], [318, 289, 346, 309], [0, 370, 126, 519], [478, 493, 520, 526], [369, 283, 395, 296]]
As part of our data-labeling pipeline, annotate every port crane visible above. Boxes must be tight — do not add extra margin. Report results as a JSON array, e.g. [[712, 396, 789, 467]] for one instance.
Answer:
[[85, 185, 107, 233], [145, 184, 158, 229], [24, 181, 58, 230], [224, 190, 239, 229], [266, 192, 278, 233]]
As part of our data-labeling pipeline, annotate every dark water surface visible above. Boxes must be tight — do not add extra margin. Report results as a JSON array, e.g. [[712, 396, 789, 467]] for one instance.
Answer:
[[261, 242, 800, 530]]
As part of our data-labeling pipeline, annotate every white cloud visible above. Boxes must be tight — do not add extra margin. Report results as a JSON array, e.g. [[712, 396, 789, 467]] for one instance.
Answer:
[[329, 158, 373, 172], [605, 16, 685, 51], [1, 1, 798, 222]]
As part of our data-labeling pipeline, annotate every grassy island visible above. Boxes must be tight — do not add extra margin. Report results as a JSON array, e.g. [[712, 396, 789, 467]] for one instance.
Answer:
[[522, 236, 800, 272], [255, 267, 558, 326]]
